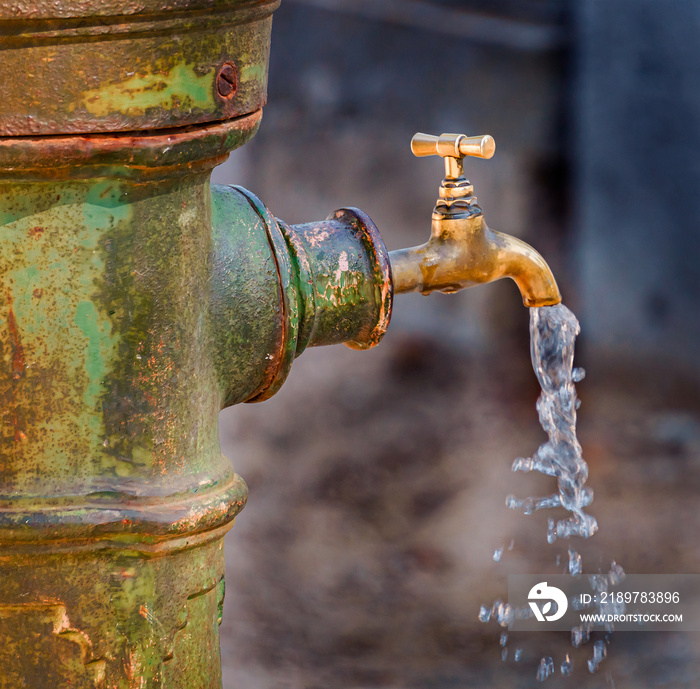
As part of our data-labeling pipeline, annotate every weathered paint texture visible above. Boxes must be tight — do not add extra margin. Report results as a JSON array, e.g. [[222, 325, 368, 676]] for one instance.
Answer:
[[0, 1, 393, 685], [0, 0, 280, 136], [0, 165, 391, 685], [0, 139, 248, 684], [0, 532, 228, 688], [210, 187, 393, 405]]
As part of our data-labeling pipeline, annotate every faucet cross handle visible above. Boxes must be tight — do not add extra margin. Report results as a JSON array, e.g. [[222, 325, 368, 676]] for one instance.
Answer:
[[411, 132, 496, 160], [411, 132, 495, 181]]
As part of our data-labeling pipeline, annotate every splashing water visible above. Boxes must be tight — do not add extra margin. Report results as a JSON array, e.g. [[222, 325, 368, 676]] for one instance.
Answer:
[[480, 304, 621, 679], [507, 304, 598, 545]]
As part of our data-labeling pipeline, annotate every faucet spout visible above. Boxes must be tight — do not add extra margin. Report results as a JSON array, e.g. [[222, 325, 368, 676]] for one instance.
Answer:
[[389, 214, 561, 307], [480, 223, 562, 307]]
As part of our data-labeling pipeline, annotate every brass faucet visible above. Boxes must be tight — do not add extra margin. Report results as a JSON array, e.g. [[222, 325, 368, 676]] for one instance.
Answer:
[[389, 133, 562, 307]]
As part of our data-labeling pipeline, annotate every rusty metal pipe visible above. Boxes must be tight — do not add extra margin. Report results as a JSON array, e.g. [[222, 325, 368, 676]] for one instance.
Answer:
[[0, 2, 393, 685]]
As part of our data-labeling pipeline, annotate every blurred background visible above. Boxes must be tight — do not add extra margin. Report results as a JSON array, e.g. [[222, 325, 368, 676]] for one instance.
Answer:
[[212, 1, 700, 686]]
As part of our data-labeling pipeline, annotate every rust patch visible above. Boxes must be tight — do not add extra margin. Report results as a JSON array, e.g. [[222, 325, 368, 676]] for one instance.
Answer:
[[216, 62, 238, 99], [28, 226, 44, 239], [0, 112, 262, 181], [7, 292, 25, 380], [6, 292, 26, 443]]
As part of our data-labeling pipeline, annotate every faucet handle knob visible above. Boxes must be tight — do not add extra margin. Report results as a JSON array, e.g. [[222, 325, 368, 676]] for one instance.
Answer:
[[411, 132, 496, 160]]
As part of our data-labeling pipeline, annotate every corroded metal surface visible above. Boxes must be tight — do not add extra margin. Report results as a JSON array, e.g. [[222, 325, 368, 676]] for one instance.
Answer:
[[287, 207, 393, 352], [210, 186, 393, 405], [0, 116, 392, 684], [0, 528, 229, 688], [0, 113, 262, 180], [0, 129, 251, 684], [0, 168, 255, 529], [0, 0, 395, 684], [0, 0, 279, 135]]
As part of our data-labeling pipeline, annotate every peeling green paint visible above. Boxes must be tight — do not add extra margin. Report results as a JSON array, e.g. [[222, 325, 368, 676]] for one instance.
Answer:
[[78, 63, 216, 118], [74, 300, 114, 420], [241, 62, 268, 86], [0, 2, 394, 684]]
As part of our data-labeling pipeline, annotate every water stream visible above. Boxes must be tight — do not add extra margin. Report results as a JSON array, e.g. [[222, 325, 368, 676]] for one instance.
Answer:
[[508, 304, 598, 549], [481, 303, 621, 680]]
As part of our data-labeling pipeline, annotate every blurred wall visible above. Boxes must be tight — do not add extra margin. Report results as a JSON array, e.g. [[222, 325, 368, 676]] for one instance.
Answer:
[[576, 0, 700, 370]]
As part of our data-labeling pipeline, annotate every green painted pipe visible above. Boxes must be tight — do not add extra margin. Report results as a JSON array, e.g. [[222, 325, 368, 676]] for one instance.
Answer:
[[0, 124, 392, 687], [0, 1, 392, 685]]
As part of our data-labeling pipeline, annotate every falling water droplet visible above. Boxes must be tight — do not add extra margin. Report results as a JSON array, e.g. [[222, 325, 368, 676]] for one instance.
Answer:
[[588, 639, 607, 673], [609, 561, 626, 585], [494, 601, 514, 627], [561, 654, 573, 675], [568, 548, 582, 576], [572, 625, 590, 648], [505, 494, 519, 510], [536, 656, 555, 682], [478, 605, 491, 623]]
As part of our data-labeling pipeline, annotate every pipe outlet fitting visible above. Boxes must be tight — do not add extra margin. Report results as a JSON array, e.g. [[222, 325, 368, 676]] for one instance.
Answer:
[[209, 185, 393, 406]]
